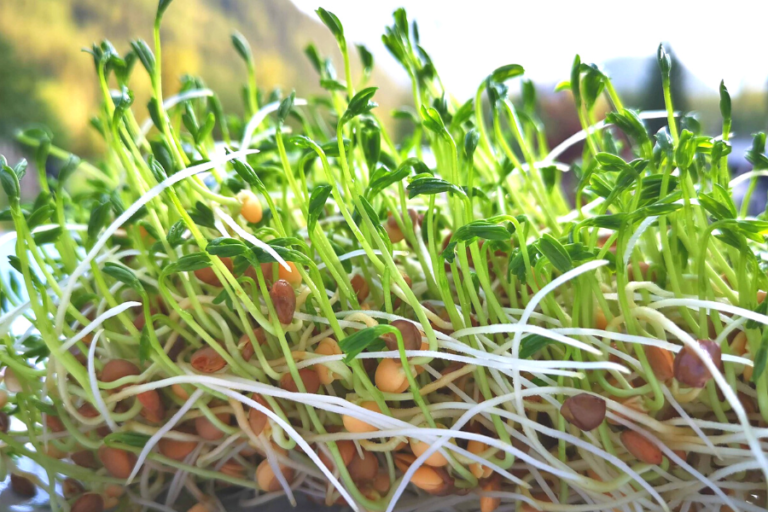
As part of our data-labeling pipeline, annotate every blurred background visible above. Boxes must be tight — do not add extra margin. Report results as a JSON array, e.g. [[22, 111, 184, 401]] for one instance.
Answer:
[[1, 0, 768, 196]]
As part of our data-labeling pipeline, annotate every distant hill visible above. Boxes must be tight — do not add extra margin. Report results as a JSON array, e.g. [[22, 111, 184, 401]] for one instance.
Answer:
[[0, 0, 405, 155]]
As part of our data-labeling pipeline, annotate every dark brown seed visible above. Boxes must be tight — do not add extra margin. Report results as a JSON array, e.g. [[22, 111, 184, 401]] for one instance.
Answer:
[[101, 359, 140, 391], [279, 368, 320, 394], [10, 474, 36, 497], [190, 346, 227, 373], [0, 411, 9, 433], [673, 339, 722, 388], [270, 279, 296, 325], [71, 492, 104, 512], [560, 393, 606, 431], [71, 450, 99, 469], [383, 319, 422, 352], [351, 274, 370, 302], [62, 478, 85, 499], [45, 414, 65, 433]]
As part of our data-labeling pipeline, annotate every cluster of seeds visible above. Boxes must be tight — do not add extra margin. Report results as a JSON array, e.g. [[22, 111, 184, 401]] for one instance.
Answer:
[[0, 2, 767, 512]]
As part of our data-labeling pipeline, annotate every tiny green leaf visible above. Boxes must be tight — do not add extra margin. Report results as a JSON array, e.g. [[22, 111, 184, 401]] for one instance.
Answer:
[[308, 184, 333, 232], [206, 238, 248, 258], [231, 32, 252, 64], [103, 262, 143, 292], [342, 87, 378, 123], [338, 325, 398, 364], [407, 177, 466, 200], [104, 432, 151, 448], [719, 80, 731, 122], [520, 334, 555, 359], [657, 43, 671, 78], [538, 234, 572, 273], [277, 91, 295, 125], [175, 252, 211, 272], [490, 64, 525, 83], [316, 8, 345, 48]]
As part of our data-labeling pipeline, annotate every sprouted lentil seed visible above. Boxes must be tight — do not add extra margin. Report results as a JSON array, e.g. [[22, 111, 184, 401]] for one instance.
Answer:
[[0, 3, 765, 512]]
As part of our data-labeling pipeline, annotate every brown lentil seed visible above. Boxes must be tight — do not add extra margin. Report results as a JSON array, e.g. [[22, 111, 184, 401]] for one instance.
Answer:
[[348, 449, 379, 482], [560, 393, 606, 431], [270, 279, 296, 325], [256, 459, 294, 492], [158, 436, 198, 461], [248, 394, 271, 436], [98, 446, 137, 479], [71, 493, 104, 512], [383, 319, 422, 352], [71, 450, 99, 469], [100, 359, 140, 391], [673, 339, 722, 388], [644, 345, 675, 382], [195, 413, 230, 441], [620, 430, 663, 465], [279, 368, 320, 394], [62, 478, 85, 499], [190, 346, 227, 373], [0, 411, 10, 433], [351, 274, 370, 302], [10, 474, 36, 497]]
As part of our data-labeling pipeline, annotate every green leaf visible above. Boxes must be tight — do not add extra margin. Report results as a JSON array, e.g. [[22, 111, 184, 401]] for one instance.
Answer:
[[464, 129, 480, 161], [441, 220, 512, 263], [342, 87, 378, 123], [316, 8, 345, 48], [538, 234, 572, 273], [33, 227, 62, 245], [139, 327, 151, 364], [657, 43, 671, 78], [304, 44, 323, 74], [167, 220, 187, 247], [606, 110, 649, 150], [570, 55, 582, 108], [490, 64, 525, 83], [320, 79, 347, 92], [29, 398, 56, 416], [746, 299, 768, 330], [130, 39, 155, 75], [104, 432, 151, 448], [753, 331, 768, 383], [277, 91, 295, 125], [594, 152, 631, 173], [719, 80, 731, 122], [87, 201, 112, 240], [308, 184, 333, 232], [27, 203, 54, 230], [520, 334, 555, 359], [357, 44, 373, 75], [338, 325, 398, 364], [206, 238, 248, 257], [580, 214, 626, 230], [231, 32, 252, 64], [420, 105, 447, 136], [361, 123, 381, 171], [103, 262, 143, 291], [407, 177, 465, 200], [188, 201, 215, 229], [175, 253, 211, 273], [698, 191, 735, 221], [0, 166, 20, 200], [57, 156, 81, 189]]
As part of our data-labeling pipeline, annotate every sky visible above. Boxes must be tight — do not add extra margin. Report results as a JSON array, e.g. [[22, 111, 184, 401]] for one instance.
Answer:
[[292, 0, 768, 101]]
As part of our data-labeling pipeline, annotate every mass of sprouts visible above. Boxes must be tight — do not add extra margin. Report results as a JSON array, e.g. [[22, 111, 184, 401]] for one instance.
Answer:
[[0, 2, 767, 512]]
